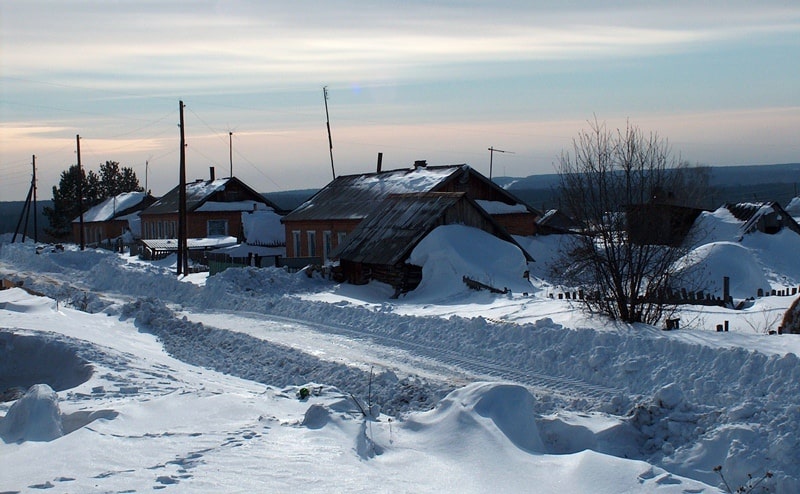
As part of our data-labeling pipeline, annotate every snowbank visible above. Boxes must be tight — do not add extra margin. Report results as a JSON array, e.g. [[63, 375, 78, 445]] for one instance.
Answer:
[[406, 225, 533, 301]]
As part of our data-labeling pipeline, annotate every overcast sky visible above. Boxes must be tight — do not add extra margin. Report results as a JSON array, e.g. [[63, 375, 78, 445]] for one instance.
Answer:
[[1, 1, 799, 201]]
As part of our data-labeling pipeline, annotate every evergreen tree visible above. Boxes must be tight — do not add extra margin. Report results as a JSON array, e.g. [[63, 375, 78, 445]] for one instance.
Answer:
[[43, 161, 144, 240], [43, 164, 85, 239]]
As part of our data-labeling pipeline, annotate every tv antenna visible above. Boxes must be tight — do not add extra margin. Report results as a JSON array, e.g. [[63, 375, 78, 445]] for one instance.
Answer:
[[323, 86, 335, 180], [488, 146, 514, 181]]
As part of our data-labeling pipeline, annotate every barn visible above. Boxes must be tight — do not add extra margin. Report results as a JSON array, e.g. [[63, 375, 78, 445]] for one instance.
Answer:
[[330, 192, 533, 294]]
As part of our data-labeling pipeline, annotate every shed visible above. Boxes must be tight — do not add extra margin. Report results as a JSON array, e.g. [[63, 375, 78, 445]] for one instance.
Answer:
[[331, 192, 533, 293]]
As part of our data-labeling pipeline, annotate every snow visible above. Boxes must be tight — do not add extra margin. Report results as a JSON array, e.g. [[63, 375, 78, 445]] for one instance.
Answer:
[[785, 196, 800, 216], [72, 192, 147, 223], [1, 218, 800, 491], [241, 209, 285, 245], [195, 200, 269, 212], [474, 199, 528, 214]]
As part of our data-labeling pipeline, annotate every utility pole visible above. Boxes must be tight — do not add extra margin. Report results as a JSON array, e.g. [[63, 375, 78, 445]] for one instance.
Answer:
[[488, 146, 514, 182], [177, 101, 189, 276], [229, 131, 233, 178], [32, 155, 38, 243], [145, 160, 149, 194], [77, 135, 85, 250], [323, 86, 335, 180]]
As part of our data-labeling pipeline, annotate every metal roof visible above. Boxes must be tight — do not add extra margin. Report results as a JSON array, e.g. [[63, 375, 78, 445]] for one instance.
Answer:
[[332, 192, 533, 265], [282, 165, 466, 222]]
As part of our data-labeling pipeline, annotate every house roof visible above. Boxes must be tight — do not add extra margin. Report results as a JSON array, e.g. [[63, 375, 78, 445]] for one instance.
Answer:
[[724, 201, 800, 235], [140, 236, 238, 252], [283, 163, 540, 223], [142, 177, 279, 216], [283, 165, 464, 222], [72, 192, 153, 223], [536, 209, 583, 233], [331, 192, 533, 266]]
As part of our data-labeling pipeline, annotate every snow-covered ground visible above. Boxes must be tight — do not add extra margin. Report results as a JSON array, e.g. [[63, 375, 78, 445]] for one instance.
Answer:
[[1, 212, 800, 492]]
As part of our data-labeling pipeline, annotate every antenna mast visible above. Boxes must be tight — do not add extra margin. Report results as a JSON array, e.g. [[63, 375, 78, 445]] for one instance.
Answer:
[[488, 146, 514, 182], [77, 135, 85, 250], [323, 86, 335, 180], [229, 131, 233, 178]]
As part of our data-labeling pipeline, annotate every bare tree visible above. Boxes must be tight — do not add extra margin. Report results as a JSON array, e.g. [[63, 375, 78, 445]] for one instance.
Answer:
[[553, 118, 706, 324]]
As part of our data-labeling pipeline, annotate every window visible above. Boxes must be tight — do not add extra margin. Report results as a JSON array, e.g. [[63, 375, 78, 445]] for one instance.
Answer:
[[307, 230, 317, 257], [208, 219, 228, 236], [292, 231, 301, 257], [337, 231, 347, 246], [323, 231, 332, 260]]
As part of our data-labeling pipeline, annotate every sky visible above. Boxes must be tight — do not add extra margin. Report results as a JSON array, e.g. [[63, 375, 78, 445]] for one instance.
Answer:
[[1, 0, 799, 202]]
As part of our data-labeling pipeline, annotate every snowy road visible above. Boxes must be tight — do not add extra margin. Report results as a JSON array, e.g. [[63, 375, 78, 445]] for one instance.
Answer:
[[183, 309, 625, 406]]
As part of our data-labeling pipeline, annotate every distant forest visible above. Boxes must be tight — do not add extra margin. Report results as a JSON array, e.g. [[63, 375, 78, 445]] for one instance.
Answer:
[[2, 163, 798, 237]]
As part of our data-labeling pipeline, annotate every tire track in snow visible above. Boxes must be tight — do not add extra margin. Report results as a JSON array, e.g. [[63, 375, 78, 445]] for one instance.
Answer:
[[193, 309, 623, 405]]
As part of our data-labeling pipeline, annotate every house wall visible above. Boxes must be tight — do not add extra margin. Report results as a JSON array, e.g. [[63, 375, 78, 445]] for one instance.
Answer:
[[283, 219, 360, 259], [141, 211, 246, 240], [71, 219, 129, 245], [492, 213, 538, 236], [437, 173, 537, 235]]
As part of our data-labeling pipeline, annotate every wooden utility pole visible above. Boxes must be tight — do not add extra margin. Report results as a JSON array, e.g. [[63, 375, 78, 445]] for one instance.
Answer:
[[177, 101, 189, 276], [32, 155, 38, 243], [229, 131, 233, 178], [488, 146, 514, 182], [323, 86, 335, 180], [77, 135, 85, 250]]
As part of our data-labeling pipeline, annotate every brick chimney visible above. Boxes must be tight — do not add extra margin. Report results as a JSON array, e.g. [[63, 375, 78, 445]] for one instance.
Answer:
[[209, 166, 215, 181]]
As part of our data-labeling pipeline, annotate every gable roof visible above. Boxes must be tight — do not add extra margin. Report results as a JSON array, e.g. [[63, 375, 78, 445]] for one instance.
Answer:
[[283, 163, 540, 223], [331, 192, 533, 266], [536, 209, 583, 234], [283, 165, 464, 222], [72, 192, 154, 223], [724, 201, 800, 236], [142, 177, 280, 215]]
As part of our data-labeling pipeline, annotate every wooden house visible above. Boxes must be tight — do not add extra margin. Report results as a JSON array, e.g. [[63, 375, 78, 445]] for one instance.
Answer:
[[281, 161, 540, 263], [139, 169, 281, 242], [71, 191, 156, 246], [331, 192, 533, 293]]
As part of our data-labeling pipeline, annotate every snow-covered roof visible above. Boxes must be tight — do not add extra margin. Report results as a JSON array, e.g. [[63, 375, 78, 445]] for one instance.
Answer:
[[140, 236, 238, 251], [73, 192, 148, 223], [283, 165, 466, 222], [475, 200, 529, 215], [142, 177, 279, 215], [195, 201, 272, 213]]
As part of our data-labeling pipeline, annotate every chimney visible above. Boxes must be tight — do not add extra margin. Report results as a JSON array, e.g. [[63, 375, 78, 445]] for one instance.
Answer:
[[413, 160, 427, 169], [377, 152, 383, 173], [209, 166, 216, 181]]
